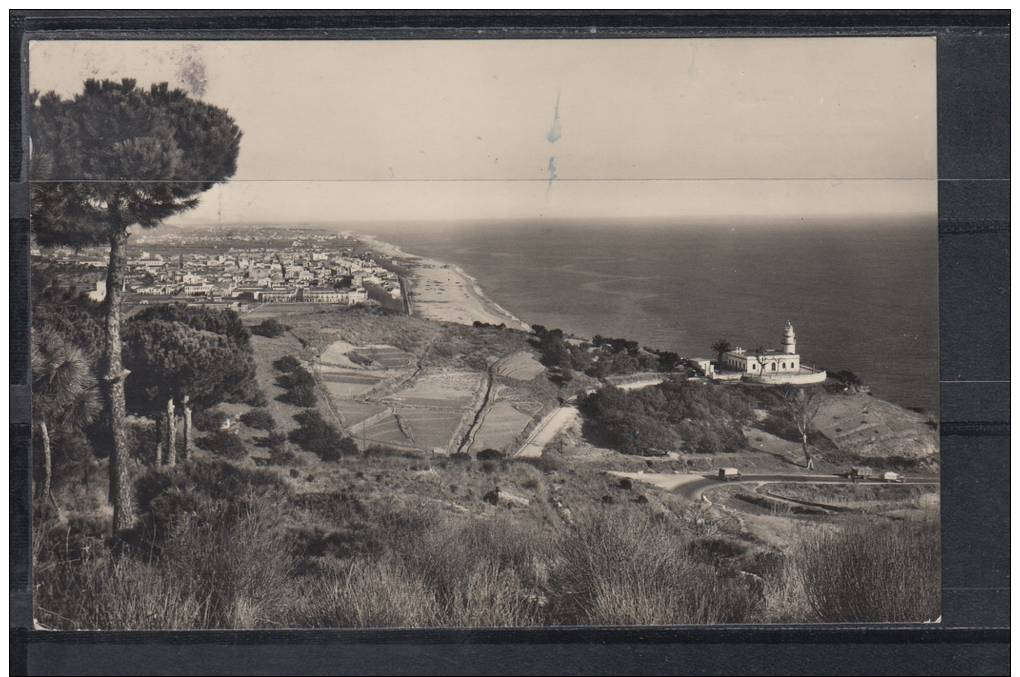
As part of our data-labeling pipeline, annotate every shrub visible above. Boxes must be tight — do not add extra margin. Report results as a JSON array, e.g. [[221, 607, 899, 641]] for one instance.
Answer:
[[34, 542, 205, 630], [251, 318, 290, 338], [548, 509, 760, 625], [197, 430, 247, 460], [289, 410, 357, 462], [161, 495, 297, 628], [273, 355, 302, 373], [278, 383, 317, 408], [786, 517, 939, 622], [277, 366, 315, 389], [192, 408, 228, 433], [241, 408, 277, 431], [301, 556, 440, 628], [475, 448, 505, 461]]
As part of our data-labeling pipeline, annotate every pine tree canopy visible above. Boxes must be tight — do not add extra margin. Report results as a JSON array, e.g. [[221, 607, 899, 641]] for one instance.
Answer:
[[30, 78, 242, 247]]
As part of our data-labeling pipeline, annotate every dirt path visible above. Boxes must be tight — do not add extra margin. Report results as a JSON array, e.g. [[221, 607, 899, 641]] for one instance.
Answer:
[[514, 406, 579, 458], [455, 358, 500, 454]]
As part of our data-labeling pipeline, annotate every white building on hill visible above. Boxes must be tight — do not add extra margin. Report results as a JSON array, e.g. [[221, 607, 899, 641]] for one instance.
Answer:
[[701, 321, 826, 385]]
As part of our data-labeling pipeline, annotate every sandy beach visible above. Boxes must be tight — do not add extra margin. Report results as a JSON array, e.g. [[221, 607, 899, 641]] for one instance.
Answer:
[[355, 233, 531, 331]]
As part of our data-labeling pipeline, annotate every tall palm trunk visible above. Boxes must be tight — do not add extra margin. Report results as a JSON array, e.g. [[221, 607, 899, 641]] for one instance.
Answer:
[[181, 395, 193, 461], [105, 229, 134, 534], [38, 420, 52, 500], [164, 397, 176, 466]]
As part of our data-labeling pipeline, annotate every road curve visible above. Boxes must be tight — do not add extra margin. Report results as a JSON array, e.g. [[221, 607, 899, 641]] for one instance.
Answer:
[[514, 406, 579, 458], [608, 471, 939, 501]]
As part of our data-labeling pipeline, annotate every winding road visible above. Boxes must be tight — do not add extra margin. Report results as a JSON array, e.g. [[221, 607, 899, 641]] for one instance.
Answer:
[[514, 406, 580, 458], [609, 470, 939, 501]]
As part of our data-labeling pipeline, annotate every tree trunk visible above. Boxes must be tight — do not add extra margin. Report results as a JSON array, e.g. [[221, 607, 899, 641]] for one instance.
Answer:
[[802, 433, 814, 470], [181, 396, 193, 461], [154, 414, 164, 467], [39, 420, 52, 500], [164, 397, 177, 466], [105, 229, 135, 534]]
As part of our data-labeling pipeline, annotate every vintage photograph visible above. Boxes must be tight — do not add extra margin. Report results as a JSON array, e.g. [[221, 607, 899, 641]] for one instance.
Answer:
[[28, 37, 939, 629]]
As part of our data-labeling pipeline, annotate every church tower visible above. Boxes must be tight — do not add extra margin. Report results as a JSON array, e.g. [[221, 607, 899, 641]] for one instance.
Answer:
[[782, 320, 796, 355]]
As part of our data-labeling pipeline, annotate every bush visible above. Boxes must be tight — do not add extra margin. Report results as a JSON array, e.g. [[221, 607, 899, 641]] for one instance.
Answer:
[[192, 408, 228, 433], [273, 355, 302, 373], [251, 318, 290, 338], [548, 510, 760, 625], [197, 430, 247, 460], [34, 541, 205, 630], [786, 517, 939, 622], [301, 556, 440, 628], [278, 383, 318, 408], [289, 410, 357, 462], [277, 365, 315, 389], [475, 448, 505, 461], [240, 408, 276, 431], [37, 471, 294, 630]]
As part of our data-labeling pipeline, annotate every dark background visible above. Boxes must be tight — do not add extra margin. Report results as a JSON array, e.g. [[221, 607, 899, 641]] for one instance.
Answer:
[[9, 10, 1010, 676]]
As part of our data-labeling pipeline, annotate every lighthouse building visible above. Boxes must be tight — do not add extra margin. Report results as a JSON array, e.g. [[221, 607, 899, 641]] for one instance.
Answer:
[[701, 321, 827, 385]]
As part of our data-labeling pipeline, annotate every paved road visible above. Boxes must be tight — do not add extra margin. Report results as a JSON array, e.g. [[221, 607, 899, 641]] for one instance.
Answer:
[[616, 377, 667, 391], [514, 406, 579, 458], [609, 470, 939, 501]]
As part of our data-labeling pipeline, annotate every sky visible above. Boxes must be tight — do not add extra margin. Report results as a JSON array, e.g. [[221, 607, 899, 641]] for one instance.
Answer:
[[29, 37, 937, 225]]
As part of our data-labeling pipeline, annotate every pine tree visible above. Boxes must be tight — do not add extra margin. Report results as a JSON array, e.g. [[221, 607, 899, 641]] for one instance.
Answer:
[[123, 314, 257, 464], [30, 79, 241, 533], [31, 328, 101, 505]]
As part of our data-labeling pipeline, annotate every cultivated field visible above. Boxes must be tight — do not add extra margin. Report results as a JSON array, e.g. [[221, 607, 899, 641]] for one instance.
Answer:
[[469, 401, 535, 453], [495, 351, 545, 381]]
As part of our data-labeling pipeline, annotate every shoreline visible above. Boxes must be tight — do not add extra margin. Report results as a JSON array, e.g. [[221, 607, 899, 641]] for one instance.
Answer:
[[353, 232, 532, 332]]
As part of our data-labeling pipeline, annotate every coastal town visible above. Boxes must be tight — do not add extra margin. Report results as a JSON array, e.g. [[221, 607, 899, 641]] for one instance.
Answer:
[[32, 227, 404, 313]]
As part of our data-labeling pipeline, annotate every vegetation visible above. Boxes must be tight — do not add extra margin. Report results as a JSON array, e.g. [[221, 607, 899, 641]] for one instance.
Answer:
[[530, 325, 680, 380], [252, 318, 290, 338], [31, 328, 101, 501], [240, 408, 277, 431], [711, 338, 732, 363], [31, 79, 241, 533], [273, 355, 302, 373], [275, 364, 318, 408], [197, 430, 247, 461], [288, 410, 357, 462], [123, 307, 258, 464], [578, 378, 753, 455], [777, 386, 824, 469], [771, 517, 940, 622]]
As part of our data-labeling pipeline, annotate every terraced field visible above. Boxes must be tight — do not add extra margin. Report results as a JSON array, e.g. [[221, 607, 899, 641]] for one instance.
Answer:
[[319, 370, 387, 398], [350, 410, 415, 449], [334, 400, 388, 428], [468, 401, 534, 453], [495, 351, 545, 381], [349, 345, 416, 369], [396, 407, 468, 452], [384, 371, 482, 408]]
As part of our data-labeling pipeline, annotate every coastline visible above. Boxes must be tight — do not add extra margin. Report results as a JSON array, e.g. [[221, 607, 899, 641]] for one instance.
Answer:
[[353, 232, 532, 332]]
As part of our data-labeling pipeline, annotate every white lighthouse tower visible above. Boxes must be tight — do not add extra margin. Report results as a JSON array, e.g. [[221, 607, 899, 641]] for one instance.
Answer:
[[782, 320, 796, 355]]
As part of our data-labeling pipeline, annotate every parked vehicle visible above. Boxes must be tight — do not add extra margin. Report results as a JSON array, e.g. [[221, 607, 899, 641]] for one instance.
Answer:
[[848, 466, 873, 481], [718, 467, 742, 481], [882, 471, 905, 483]]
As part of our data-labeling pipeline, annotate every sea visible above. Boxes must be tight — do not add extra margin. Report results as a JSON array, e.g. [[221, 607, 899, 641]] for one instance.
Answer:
[[347, 220, 938, 413]]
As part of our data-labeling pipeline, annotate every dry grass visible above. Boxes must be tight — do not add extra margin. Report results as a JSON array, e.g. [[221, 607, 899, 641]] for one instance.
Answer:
[[548, 509, 761, 625], [789, 516, 940, 622]]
